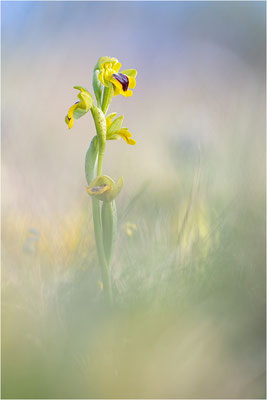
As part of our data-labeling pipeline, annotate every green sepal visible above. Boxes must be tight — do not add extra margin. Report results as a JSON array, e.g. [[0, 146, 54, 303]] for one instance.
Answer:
[[101, 200, 117, 266], [73, 108, 88, 119], [107, 116, 123, 136], [120, 69, 137, 78], [108, 134, 120, 141], [85, 136, 99, 185], [106, 112, 117, 120], [73, 85, 87, 91]]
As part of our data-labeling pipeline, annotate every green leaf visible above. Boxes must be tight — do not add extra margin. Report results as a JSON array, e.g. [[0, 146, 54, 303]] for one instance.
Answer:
[[93, 70, 103, 108], [101, 85, 114, 115], [106, 112, 117, 121], [85, 136, 98, 185], [73, 107, 87, 119]]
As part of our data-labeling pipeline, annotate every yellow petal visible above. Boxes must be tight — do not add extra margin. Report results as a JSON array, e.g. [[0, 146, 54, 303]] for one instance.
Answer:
[[121, 90, 133, 97], [118, 128, 132, 137], [101, 58, 118, 71], [128, 76, 136, 89], [127, 138, 136, 145], [65, 114, 74, 129], [98, 71, 105, 85], [97, 56, 118, 70], [65, 103, 79, 129], [113, 85, 122, 96], [67, 103, 78, 119], [117, 129, 136, 145], [113, 61, 122, 73], [68, 118, 74, 129], [106, 117, 112, 130]]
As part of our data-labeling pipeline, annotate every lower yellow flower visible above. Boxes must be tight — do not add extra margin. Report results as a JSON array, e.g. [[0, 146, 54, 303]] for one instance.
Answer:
[[97, 57, 137, 97], [65, 86, 93, 129], [87, 175, 123, 202], [106, 113, 136, 145]]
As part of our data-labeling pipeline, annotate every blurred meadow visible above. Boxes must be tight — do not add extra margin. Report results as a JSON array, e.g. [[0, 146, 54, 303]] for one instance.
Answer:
[[1, 1, 266, 399]]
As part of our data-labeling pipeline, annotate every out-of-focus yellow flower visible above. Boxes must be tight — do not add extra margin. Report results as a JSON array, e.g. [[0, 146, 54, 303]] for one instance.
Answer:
[[106, 113, 136, 145], [125, 222, 137, 237], [172, 201, 214, 264], [98, 280, 104, 290], [65, 86, 93, 129], [87, 175, 123, 202], [98, 57, 137, 97]]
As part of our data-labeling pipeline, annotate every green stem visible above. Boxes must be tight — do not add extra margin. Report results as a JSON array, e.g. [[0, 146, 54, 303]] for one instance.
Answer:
[[90, 106, 106, 177], [89, 105, 113, 304], [92, 197, 112, 304], [102, 200, 117, 267], [97, 136, 106, 176]]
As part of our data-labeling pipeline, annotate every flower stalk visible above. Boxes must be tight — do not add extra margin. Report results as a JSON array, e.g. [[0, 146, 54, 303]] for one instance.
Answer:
[[65, 56, 137, 304]]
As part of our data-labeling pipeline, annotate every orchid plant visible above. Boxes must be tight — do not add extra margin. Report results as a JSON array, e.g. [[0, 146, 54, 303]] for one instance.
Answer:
[[65, 57, 137, 303]]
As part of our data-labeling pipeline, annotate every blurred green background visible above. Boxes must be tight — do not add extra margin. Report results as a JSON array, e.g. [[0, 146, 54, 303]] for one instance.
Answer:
[[2, 1, 266, 399]]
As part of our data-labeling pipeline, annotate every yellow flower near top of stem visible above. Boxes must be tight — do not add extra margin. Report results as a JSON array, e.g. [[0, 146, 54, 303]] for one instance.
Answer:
[[106, 113, 136, 145], [65, 86, 93, 129], [97, 57, 137, 97]]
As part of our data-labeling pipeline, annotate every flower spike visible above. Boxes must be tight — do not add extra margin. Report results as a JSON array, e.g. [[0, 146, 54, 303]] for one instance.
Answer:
[[65, 56, 138, 304]]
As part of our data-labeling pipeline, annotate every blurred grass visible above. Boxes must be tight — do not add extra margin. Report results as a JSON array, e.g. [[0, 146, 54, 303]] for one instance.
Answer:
[[2, 152, 265, 398]]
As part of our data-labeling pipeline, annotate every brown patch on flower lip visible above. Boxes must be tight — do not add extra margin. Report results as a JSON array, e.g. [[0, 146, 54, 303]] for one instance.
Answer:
[[89, 185, 110, 193], [113, 73, 129, 92]]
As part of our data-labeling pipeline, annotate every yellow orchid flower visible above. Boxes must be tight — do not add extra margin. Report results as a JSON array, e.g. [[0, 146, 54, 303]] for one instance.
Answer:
[[87, 175, 123, 202], [98, 57, 137, 97], [106, 113, 136, 145], [65, 86, 93, 129]]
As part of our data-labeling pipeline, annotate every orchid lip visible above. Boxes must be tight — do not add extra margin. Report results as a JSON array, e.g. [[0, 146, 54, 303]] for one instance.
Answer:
[[90, 184, 109, 193], [113, 73, 129, 92]]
